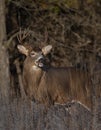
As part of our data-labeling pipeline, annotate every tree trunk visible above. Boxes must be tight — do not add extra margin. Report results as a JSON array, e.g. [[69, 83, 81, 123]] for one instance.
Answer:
[[0, 0, 10, 101]]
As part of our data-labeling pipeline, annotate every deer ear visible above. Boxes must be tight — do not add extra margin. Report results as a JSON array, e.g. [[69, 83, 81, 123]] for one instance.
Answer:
[[42, 45, 52, 55], [17, 45, 28, 56]]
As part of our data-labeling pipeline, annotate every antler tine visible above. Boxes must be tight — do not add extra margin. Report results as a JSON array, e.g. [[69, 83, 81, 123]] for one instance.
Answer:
[[17, 28, 30, 44], [17, 28, 22, 43], [23, 28, 30, 39]]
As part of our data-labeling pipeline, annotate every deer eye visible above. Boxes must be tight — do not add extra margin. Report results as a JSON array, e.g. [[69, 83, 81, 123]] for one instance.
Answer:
[[30, 51, 36, 57]]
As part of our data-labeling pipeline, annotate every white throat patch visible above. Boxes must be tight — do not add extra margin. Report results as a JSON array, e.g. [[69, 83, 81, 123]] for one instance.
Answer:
[[32, 65, 40, 71]]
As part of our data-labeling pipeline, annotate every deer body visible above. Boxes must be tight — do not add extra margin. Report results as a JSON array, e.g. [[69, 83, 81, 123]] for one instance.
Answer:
[[18, 44, 92, 109]]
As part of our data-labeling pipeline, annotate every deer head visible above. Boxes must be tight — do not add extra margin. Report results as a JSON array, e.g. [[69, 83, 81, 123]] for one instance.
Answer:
[[17, 44, 52, 70]]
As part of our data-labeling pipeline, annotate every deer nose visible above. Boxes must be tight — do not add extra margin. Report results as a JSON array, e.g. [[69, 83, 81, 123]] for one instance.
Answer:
[[36, 55, 44, 62], [38, 58, 44, 63], [35, 56, 45, 68]]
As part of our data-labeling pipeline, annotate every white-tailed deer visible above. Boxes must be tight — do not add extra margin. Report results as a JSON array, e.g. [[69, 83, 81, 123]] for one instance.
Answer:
[[17, 44, 93, 110]]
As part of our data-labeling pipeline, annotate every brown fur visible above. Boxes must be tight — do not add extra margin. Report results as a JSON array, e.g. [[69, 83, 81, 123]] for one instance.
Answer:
[[23, 58, 92, 109], [18, 45, 93, 110]]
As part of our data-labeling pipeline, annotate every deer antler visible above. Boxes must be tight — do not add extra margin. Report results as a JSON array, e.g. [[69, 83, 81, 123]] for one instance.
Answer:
[[17, 28, 30, 43]]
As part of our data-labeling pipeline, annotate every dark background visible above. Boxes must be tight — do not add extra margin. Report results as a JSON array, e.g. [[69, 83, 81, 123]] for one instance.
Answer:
[[0, 0, 101, 129]]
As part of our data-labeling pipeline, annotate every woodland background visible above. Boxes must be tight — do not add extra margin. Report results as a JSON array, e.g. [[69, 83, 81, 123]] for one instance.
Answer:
[[0, 0, 101, 130]]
